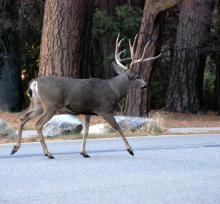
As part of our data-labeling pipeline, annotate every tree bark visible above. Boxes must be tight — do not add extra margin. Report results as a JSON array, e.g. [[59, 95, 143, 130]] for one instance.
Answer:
[[124, 0, 182, 116], [0, 0, 24, 112], [165, 0, 214, 113], [38, 0, 93, 78], [165, 6, 180, 54]]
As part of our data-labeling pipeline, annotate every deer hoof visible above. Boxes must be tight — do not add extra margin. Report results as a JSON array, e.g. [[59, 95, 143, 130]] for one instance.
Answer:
[[80, 152, 90, 158], [11, 145, 19, 155], [45, 153, 55, 159], [127, 149, 134, 156]]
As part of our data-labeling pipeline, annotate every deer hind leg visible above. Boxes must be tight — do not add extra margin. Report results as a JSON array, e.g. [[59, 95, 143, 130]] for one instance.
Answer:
[[98, 113, 134, 156], [80, 115, 91, 158], [35, 108, 56, 159], [11, 106, 43, 155]]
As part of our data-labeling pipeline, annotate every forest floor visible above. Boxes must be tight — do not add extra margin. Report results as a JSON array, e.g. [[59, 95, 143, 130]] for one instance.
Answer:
[[0, 110, 220, 144], [1, 110, 220, 130]]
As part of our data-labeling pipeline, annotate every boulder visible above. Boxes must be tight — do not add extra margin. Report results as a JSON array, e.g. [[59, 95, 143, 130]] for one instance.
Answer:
[[115, 116, 150, 131], [89, 124, 114, 134], [43, 114, 82, 137], [88, 116, 162, 135], [0, 119, 16, 139]]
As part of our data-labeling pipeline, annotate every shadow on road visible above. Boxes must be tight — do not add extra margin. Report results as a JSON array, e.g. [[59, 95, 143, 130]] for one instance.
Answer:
[[0, 143, 220, 160]]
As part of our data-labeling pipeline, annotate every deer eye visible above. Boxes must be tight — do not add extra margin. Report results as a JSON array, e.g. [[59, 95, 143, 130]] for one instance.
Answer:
[[135, 73, 141, 79]]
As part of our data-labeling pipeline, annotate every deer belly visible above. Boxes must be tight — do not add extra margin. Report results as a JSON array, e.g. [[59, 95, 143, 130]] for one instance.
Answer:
[[66, 102, 98, 115]]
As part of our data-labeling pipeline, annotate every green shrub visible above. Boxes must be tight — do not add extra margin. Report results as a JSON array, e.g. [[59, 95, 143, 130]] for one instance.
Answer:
[[92, 5, 142, 59], [203, 70, 215, 110]]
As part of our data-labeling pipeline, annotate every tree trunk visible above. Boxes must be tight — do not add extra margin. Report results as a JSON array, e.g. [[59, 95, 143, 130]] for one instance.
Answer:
[[38, 0, 93, 78], [165, 0, 214, 113], [0, 0, 24, 112], [124, 0, 182, 116], [165, 6, 180, 55]]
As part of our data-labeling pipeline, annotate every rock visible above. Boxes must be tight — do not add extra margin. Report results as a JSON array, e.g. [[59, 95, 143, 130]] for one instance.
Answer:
[[88, 116, 162, 135], [43, 114, 82, 137], [89, 124, 114, 134], [115, 116, 149, 131], [0, 119, 16, 139]]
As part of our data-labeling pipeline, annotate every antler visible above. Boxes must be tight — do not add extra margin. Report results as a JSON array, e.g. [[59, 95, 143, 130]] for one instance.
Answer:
[[115, 34, 129, 71], [115, 34, 161, 71], [129, 37, 161, 68], [129, 34, 138, 63]]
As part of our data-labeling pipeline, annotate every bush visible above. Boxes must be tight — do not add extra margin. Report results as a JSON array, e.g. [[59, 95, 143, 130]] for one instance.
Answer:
[[92, 5, 142, 61], [203, 71, 215, 110]]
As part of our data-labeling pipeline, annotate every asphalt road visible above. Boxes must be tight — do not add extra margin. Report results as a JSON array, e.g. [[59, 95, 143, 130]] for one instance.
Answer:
[[0, 135, 220, 204]]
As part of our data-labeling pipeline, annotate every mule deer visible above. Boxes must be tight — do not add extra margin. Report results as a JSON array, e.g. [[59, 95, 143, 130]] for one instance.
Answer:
[[11, 34, 161, 158]]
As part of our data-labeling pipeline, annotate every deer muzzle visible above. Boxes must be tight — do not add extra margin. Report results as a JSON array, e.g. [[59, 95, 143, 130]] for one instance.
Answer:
[[139, 80, 147, 90], [141, 84, 148, 90]]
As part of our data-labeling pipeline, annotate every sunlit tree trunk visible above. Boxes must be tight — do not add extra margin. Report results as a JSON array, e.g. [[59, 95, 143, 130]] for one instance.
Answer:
[[38, 0, 93, 78]]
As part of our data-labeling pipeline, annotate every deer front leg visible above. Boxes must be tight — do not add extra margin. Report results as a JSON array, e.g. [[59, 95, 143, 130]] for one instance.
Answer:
[[11, 107, 43, 155], [80, 115, 91, 158], [35, 108, 56, 159], [98, 113, 134, 156]]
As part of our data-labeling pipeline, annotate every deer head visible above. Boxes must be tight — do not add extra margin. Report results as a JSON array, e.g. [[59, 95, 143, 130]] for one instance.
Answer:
[[113, 34, 161, 90]]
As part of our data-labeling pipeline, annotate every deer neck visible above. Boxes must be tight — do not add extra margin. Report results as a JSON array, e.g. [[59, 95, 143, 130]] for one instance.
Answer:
[[108, 74, 129, 99]]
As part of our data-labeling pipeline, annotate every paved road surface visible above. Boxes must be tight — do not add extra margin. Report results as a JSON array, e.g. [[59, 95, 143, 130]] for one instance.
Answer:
[[0, 135, 220, 204]]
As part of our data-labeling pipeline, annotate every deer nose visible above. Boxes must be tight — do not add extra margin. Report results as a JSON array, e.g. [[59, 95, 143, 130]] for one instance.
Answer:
[[141, 82, 148, 89], [141, 85, 148, 90]]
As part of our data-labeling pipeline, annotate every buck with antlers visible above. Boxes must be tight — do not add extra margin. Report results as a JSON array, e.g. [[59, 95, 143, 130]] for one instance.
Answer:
[[11, 34, 161, 159]]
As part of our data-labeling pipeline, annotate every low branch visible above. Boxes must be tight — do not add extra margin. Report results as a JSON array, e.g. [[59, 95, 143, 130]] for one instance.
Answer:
[[151, 0, 183, 14]]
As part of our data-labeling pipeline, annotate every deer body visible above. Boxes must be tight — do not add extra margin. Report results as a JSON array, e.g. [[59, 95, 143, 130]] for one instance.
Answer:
[[36, 74, 136, 116], [11, 34, 160, 158]]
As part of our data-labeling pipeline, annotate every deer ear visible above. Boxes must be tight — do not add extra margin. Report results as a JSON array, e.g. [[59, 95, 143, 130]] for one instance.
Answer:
[[112, 62, 126, 75], [128, 72, 135, 79]]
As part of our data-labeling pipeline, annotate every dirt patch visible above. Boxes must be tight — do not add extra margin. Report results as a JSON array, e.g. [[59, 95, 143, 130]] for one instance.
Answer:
[[0, 110, 220, 144], [150, 110, 220, 128], [0, 110, 220, 130], [0, 112, 106, 130]]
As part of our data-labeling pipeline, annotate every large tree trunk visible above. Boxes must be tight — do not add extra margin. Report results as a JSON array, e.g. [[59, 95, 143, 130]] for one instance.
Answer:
[[38, 0, 93, 78], [165, 0, 214, 113], [124, 0, 182, 116], [0, 0, 24, 112]]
